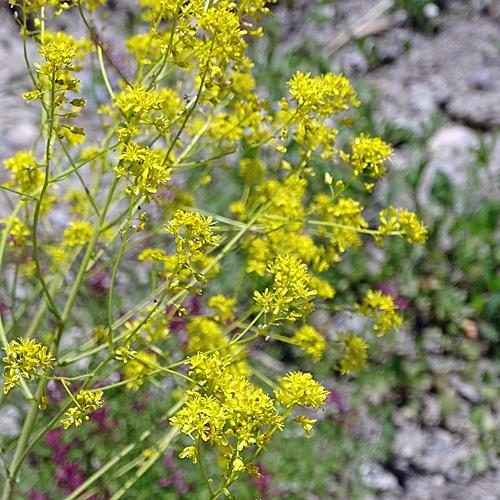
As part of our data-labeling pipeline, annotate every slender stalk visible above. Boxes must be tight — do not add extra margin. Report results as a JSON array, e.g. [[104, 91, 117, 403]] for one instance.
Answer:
[[198, 435, 214, 495], [107, 194, 136, 353], [1, 384, 44, 500], [107, 427, 180, 500], [31, 75, 62, 323]]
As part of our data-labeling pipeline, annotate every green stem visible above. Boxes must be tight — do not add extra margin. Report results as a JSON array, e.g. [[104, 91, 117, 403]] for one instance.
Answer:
[[31, 75, 62, 323], [107, 194, 136, 353], [107, 426, 180, 500], [55, 176, 118, 353], [1, 384, 44, 500], [198, 435, 214, 495]]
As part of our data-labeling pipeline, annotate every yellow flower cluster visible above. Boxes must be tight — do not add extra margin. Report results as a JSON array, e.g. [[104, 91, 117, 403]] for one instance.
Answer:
[[3, 151, 41, 194], [315, 194, 369, 255], [378, 207, 428, 245], [2, 338, 54, 394], [336, 332, 369, 375], [184, 317, 249, 376], [0, 217, 31, 248], [239, 158, 266, 184], [17, 0, 104, 16], [241, 172, 337, 294], [60, 389, 104, 429], [166, 210, 221, 254], [340, 133, 393, 178], [137, 210, 221, 293], [22, 33, 91, 147], [171, 353, 283, 472], [123, 352, 157, 390], [286, 71, 360, 118], [294, 325, 327, 362], [114, 85, 171, 142], [116, 142, 171, 201], [63, 220, 93, 247], [274, 371, 329, 409], [185, 317, 224, 355], [254, 254, 316, 322], [35, 41, 79, 96], [355, 289, 403, 335], [2, 151, 58, 213], [277, 71, 359, 157], [208, 294, 237, 323], [171, 353, 328, 472]]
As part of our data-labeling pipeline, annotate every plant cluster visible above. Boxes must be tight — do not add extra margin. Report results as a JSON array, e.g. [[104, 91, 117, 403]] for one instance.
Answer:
[[0, 1, 426, 498]]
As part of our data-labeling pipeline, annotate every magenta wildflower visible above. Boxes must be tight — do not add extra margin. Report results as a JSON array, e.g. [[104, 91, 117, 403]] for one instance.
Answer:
[[251, 464, 284, 498], [325, 388, 357, 431], [158, 469, 189, 494], [55, 461, 85, 494], [28, 491, 46, 500], [89, 405, 118, 431], [159, 450, 189, 495], [251, 464, 273, 493], [0, 297, 8, 315], [86, 265, 109, 291], [325, 388, 355, 416], [163, 450, 176, 470], [375, 282, 408, 310]]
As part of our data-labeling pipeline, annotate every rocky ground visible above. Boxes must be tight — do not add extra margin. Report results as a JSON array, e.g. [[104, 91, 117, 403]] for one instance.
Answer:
[[312, 2, 500, 499], [1, 1, 500, 499]]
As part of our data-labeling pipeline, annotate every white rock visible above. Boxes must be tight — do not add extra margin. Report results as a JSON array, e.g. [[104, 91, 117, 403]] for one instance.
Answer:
[[360, 462, 400, 493], [0, 405, 21, 438], [418, 125, 480, 208]]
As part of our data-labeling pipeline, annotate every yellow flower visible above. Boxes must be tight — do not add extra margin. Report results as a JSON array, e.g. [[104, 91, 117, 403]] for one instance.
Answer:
[[63, 221, 93, 247], [294, 325, 327, 362], [209, 295, 237, 323], [3, 151, 42, 193], [116, 142, 171, 201], [123, 352, 157, 389], [2, 338, 54, 394], [294, 414, 317, 438], [60, 389, 104, 429], [336, 333, 369, 375], [0, 217, 31, 248], [275, 372, 329, 410], [344, 133, 393, 178], [378, 207, 428, 245], [355, 289, 403, 335], [254, 254, 316, 321], [179, 446, 198, 464]]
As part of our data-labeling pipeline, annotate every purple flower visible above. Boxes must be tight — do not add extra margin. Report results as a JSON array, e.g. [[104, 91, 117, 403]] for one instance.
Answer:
[[45, 429, 63, 449], [158, 469, 189, 495], [163, 450, 176, 470], [86, 266, 109, 291], [375, 282, 408, 310], [251, 464, 272, 493], [55, 461, 85, 494], [28, 491, 46, 500], [0, 297, 8, 315], [251, 465, 285, 498], [325, 388, 355, 416], [89, 406, 118, 431]]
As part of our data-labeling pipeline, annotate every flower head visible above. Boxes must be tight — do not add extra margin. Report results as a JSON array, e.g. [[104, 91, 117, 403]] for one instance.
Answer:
[[2, 338, 54, 394]]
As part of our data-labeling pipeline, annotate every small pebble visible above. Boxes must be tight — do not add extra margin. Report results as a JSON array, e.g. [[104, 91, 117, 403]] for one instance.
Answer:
[[470, 72, 491, 91], [424, 3, 440, 19]]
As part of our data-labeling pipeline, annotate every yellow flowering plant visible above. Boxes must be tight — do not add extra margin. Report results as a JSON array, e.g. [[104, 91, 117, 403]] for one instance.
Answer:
[[0, 1, 426, 498]]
